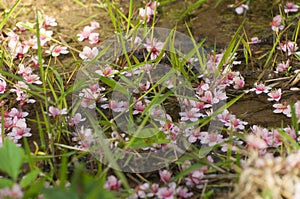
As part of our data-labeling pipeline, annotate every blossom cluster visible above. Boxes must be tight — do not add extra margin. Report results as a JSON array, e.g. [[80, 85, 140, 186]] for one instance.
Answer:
[[139, 1, 160, 23]]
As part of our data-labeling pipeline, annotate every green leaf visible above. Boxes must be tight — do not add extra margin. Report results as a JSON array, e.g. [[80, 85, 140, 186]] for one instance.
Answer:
[[20, 169, 40, 188], [0, 178, 14, 188], [0, 139, 25, 180]]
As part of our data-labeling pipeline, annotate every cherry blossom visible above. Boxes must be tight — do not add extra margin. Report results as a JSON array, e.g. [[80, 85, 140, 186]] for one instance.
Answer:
[[68, 113, 86, 126], [277, 41, 300, 56], [46, 45, 69, 57], [235, 4, 249, 15], [106, 100, 129, 112], [8, 117, 31, 141], [0, 184, 24, 199], [245, 134, 267, 149], [267, 88, 282, 101], [32, 56, 44, 67], [218, 109, 235, 123], [90, 21, 100, 29], [139, 7, 153, 23], [144, 38, 164, 60], [139, 1, 160, 23], [10, 81, 36, 105], [198, 91, 219, 104], [17, 64, 32, 76], [104, 175, 122, 191], [88, 32, 99, 44], [34, 28, 53, 48], [79, 46, 99, 60], [47, 106, 67, 117], [249, 83, 271, 94], [157, 182, 176, 199], [275, 59, 290, 73], [23, 74, 42, 84], [270, 15, 284, 32], [72, 126, 94, 149], [133, 100, 149, 115], [95, 66, 118, 78], [159, 170, 172, 184], [273, 103, 291, 117], [77, 26, 95, 41], [248, 37, 261, 45], [79, 85, 106, 109], [185, 169, 205, 189], [176, 186, 193, 199], [133, 81, 151, 93], [0, 77, 6, 94], [284, 2, 299, 13], [233, 76, 245, 89], [179, 108, 203, 122], [77, 21, 100, 42], [43, 15, 57, 27], [200, 132, 224, 146], [9, 108, 28, 118], [224, 117, 248, 131]]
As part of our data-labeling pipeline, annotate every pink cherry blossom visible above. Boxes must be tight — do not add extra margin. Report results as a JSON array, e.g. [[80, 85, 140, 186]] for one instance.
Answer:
[[176, 186, 193, 199], [199, 91, 218, 104], [233, 76, 245, 89], [248, 37, 261, 45], [200, 132, 224, 146], [77, 26, 94, 41], [95, 66, 118, 78], [34, 28, 53, 48], [17, 64, 32, 76], [157, 182, 176, 199], [275, 60, 290, 73], [133, 81, 151, 93], [43, 15, 57, 27], [284, 2, 299, 13], [46, 45, 69, 57], [79, 46, 99, 60], [68, 113, 86, 126], [159, 170, 172, 184], [133, 99, 150, 115], [277, 41, 300, 56], [245, 134, 267, 149], [72, 126, 94, 149], [88, 32, 99, 44], [9, 108, 28, 118], [185, 169, 205, 188], [23, 74, 42, 84], [270, 15, 284, 32], [249, 83, 271, 94], [179, 108, 203, 122], [0, 77, 7, 94], [32, 56, 44, 67], [144, 38, 164, 60], [273, 103, 291, 117], [139, 1, 160, 23], [107, 100, 129, 112], [284, 126, 297, 140], [139, 7, 153, 23], [0, 183, 24, 199], [224, 117, 248, 131], [8, 117, 31, 141], [47, 106, 67, 117], [235, 4, 249, 15], [218, 109, 235, 123], [104, 175, 122, 191], [90, 21, 100, 29], [267, 88, 282, 101]]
